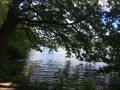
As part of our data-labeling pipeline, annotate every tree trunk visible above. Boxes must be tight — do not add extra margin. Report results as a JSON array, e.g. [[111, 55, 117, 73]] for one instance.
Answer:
[[0, 0, 24, 65], [0, 16, 18, 64]]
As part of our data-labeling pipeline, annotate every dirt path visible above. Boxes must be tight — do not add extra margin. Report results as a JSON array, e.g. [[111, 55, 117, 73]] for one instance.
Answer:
[[0, 79, 19, 90]]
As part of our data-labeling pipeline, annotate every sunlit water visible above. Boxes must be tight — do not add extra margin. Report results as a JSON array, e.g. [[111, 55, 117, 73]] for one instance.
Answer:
[[26, 48, 107, 83]]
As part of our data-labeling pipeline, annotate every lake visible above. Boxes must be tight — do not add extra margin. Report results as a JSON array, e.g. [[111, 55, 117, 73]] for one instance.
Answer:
[[26, 47, 107, 83]]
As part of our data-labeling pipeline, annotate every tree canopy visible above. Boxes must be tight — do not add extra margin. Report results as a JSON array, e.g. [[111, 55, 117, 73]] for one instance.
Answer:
[[0, 0, 120, 73]]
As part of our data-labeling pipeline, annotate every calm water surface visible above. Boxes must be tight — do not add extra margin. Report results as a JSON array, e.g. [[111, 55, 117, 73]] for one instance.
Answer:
[[26, 48, 107, 83]]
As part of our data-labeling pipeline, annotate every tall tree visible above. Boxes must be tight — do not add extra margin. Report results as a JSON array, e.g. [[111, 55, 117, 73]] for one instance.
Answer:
[[0, 0, 24, 64], [0, 0, 120, 73]]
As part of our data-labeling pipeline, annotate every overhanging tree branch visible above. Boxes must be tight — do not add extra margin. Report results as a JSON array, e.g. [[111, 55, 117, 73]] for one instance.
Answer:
[[19, 18, 73, 26], [16, 27, 42, 44]]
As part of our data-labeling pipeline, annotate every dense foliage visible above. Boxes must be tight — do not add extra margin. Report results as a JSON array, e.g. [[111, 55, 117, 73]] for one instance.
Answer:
[[0, 0, 10, 28], [0, 30, 31, 81]]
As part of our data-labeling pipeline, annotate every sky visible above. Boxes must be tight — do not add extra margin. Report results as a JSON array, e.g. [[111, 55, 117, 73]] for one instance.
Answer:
[[99, 0, 120, 29]]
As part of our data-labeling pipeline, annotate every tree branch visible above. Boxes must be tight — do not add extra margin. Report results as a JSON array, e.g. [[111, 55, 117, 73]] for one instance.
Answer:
[[16, 27, 42, 44], [19, 18, 72, 26]]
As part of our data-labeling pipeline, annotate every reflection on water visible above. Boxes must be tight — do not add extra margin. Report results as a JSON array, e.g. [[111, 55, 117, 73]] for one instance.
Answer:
[[26, 48, 107, 83]]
